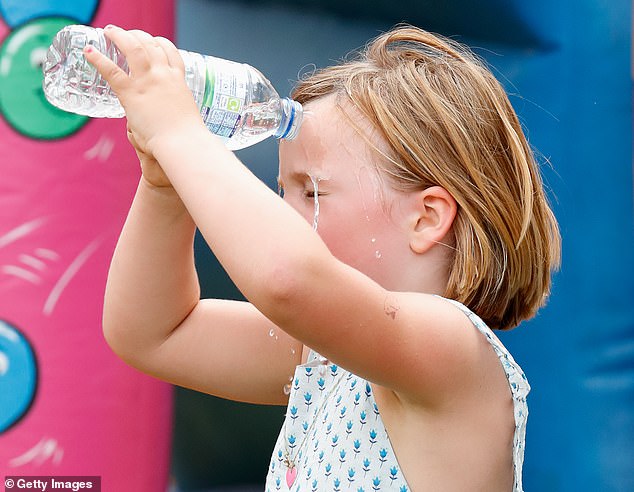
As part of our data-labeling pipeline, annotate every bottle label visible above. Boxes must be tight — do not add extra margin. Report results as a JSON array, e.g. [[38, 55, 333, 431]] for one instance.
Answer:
[[200, 57, 248, 139]]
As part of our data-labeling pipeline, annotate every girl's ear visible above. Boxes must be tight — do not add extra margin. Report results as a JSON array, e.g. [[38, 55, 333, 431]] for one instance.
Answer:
[[408, 186, 458, 254]]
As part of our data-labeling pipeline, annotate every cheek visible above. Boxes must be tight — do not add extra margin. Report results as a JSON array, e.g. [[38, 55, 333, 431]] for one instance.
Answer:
[[317, 199, 400, 270]]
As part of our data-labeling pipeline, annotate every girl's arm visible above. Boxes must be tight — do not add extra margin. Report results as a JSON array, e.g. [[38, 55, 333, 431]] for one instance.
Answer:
[[90, 27, 482, 407], [98, 57, 302, 405], [103, 177, 302, 404]]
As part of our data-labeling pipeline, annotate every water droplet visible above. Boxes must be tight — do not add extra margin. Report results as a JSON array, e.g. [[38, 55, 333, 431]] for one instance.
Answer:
[[371, 238, 376, 244], [290, 348, 296, 355], [269, 328, 275, 337], [375, 250, 382, 258], [283, 383, 292, 395]]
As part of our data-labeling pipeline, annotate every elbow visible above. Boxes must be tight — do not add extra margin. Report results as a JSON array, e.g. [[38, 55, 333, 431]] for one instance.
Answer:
[[101, 318, 152, 371], [255, 248, 327, 325], [101, 308, 145, 367], [264, 269, 301, 316], [101, 312, 131, 362], [102, 287, 133, 361]]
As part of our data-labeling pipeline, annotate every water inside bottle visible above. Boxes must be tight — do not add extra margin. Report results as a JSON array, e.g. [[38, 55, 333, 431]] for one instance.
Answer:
[[43, 26, 129, 118]]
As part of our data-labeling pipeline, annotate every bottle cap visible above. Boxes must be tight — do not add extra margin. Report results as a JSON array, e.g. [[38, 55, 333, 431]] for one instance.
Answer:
[[276, 98, 303, 141]]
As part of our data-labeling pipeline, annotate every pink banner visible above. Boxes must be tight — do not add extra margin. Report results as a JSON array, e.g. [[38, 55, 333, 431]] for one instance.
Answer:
[[0, 1, 174, 489]]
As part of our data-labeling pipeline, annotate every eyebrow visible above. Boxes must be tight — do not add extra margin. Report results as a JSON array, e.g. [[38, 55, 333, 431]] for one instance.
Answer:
[[277, 171, 314, 186], [277, 171, 331, 193]]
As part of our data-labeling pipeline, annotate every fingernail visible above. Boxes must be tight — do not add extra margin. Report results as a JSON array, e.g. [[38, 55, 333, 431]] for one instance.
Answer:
[[105, 24, 115, 30], [84, 45, 94, 53]]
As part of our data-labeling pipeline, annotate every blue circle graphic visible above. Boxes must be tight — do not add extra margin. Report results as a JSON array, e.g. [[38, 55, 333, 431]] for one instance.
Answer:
[[0, 0, 99, 28], [0, 319, 37, 433]]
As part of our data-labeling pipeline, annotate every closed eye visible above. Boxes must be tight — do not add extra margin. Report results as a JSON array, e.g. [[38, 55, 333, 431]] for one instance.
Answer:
[[303, 190, 327, 199]]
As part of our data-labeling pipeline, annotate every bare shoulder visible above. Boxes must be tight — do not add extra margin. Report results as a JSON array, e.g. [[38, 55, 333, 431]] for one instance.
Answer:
[[371, 292, 494, 405], [288, 262, 499, 408]]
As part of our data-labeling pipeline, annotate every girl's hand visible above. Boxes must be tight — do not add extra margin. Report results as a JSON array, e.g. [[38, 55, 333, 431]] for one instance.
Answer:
[[83, 25, 203, 159], [127, 124, 173, 188]]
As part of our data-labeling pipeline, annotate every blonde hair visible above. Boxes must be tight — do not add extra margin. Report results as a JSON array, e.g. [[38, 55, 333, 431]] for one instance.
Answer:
[[292, 25, 561, 330]]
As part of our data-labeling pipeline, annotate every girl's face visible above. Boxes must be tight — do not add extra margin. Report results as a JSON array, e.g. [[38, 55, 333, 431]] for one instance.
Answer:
[[278, 96, 415, 289]]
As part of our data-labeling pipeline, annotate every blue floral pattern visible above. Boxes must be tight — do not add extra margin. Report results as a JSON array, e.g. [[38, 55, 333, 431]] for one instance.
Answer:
[[265, 298, 529, 491]]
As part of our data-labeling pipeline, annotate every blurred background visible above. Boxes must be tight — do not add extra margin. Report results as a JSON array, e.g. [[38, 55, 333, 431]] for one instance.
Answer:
[[0, 0, 632, 491]]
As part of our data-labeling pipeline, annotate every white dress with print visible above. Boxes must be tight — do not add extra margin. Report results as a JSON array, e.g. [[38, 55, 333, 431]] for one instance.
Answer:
[[264, 298, 530, 492]]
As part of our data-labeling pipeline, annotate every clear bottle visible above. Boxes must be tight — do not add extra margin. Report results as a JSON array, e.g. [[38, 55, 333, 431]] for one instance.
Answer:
[[43, 25, 302, 150]]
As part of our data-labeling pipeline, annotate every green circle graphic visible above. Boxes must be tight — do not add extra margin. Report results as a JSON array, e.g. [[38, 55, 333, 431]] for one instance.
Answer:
[[0, 17, 88, 140]]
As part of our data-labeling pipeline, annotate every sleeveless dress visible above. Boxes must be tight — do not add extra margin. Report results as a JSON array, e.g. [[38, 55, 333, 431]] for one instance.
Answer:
[[264, 298, 530, 492]]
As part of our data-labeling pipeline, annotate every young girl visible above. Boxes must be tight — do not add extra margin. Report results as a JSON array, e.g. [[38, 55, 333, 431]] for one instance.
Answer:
[[87, 24, 560, 491]]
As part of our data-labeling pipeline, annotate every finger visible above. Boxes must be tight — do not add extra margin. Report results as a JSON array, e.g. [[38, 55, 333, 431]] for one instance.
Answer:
[[126, 126, 135, 146], [154, 36, 184, 71], [83, 43, 129, 91], [128, 29, 169, 65], [125, 123, 145, 153], [102, 25, 153, 71]]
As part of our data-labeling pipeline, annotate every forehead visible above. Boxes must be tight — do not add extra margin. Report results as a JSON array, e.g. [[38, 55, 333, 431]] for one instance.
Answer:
[[279, 96, 383, 176]]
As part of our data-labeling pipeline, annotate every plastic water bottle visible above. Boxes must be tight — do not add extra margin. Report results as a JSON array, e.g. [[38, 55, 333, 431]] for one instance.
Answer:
[[42, 25, 302, 150]]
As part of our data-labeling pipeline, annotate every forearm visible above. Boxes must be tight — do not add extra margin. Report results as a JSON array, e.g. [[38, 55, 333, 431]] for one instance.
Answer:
[[153, 128, 330, 327], [103, 178, 200, 360]]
